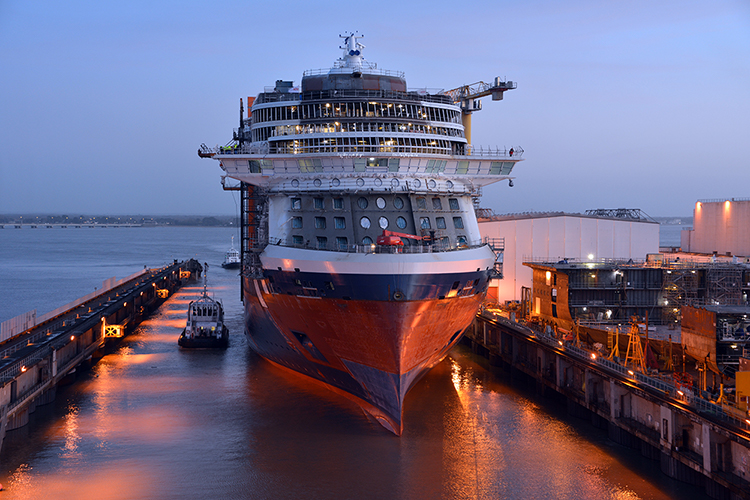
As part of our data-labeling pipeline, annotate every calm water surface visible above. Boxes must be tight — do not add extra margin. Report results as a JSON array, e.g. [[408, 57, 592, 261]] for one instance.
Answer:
[[0, 227, 703, 499]]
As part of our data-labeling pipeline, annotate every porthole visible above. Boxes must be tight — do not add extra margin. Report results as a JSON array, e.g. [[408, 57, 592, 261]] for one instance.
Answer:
[[428, 179, 437, 189], [360, 216, 371, 229], [376, 197, 386, 209], [394, 197, 404, 210], [391, 178, 399, 188], [374, 178, 383, 187], [313, 178, 322, 187], [413, 179, 421, 188], [357, 197, 368, 209], [332, 178, 340, 187], [356, 178, 365, 187], [379, 216, 389, 229], [291, 179, 299, 188], [446, 180, 454, 189], [396, 216, 407, 229]]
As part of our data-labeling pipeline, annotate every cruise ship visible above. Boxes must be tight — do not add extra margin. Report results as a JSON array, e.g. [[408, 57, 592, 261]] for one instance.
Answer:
[[200, 33, 522, 434]]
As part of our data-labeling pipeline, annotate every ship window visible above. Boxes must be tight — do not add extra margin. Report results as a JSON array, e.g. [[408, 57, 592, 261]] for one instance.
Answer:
[[396, 216, 407, 229], [453, 217, 464, 229], [376, 197, 386, 209], [357, 197, 368, 209], [501, 162, 514, 175], [292, 217, 303, 229], [336, 237, 348, 250], [292, 235, 303, 246], [316, 236, 327, 249], [367, 158, 389, 167], [552, 304, 558, 318], [432, 198, 442, 210], [416, 197, 426, 209], [379, 217, 389, 229], [333, 197, 344, 209], [362, 236, 373, 245], [451, 281, 460, 290], [299, 158, 323, 172], [394, 197, 404, 209], [457, 235, 467, 246], [449, 198, 459, 210], [291, 198, 301, 210], [315, 217, 326, 229], [334, 217, 346, 229], [420, 217, 431, 229], [360, 216, 371, 229], [314, 197, 324, 209], [436, 217, 446, 229]]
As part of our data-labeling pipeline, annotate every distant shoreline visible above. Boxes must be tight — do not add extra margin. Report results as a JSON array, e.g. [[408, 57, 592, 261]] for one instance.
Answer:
[[0, 214, 237, 227]]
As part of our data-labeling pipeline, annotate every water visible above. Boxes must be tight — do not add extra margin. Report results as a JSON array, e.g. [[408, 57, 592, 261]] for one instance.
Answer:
[[659, 224, 686, 248], [0, 227, 703, 499]]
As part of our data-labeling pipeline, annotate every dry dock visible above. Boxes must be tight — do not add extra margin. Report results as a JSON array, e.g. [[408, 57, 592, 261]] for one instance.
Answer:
[[0, 260, 196, 453], [466, 310, 750, 500]]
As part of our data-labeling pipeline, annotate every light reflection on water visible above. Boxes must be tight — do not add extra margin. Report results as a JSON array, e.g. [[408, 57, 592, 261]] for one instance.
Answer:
[[0, 228, 704, 500]]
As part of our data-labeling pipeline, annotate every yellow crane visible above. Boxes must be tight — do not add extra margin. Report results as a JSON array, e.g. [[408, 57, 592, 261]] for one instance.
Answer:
[[443, 78, 516, 144]]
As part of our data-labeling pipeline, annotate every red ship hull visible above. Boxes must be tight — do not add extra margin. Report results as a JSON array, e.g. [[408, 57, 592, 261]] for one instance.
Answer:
[[242, 260, 491, 434]]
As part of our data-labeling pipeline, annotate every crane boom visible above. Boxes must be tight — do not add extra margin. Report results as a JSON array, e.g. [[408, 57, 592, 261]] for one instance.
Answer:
[[443, 77, 516, 144]]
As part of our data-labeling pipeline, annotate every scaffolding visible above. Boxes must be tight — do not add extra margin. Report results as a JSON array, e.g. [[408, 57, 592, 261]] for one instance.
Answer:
[[706, 266, 744, 306], [240, 182, 268, 281], [625, 317, 647, 373], [661, 262, 746, 318]]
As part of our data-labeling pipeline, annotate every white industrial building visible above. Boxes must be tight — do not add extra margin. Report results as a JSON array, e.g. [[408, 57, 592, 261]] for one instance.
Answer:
[[681, 198, 750, 257], [478, 210, 660, 303]]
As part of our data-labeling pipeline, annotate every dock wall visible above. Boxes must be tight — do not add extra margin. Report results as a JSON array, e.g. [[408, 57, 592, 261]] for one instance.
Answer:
[[466, 312, 750, 500], [0, 261, 191, 453]]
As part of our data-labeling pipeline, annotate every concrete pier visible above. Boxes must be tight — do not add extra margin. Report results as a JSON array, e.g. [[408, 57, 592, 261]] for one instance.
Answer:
[[0, 261, 194, 453], [466, 311, 750, 500]]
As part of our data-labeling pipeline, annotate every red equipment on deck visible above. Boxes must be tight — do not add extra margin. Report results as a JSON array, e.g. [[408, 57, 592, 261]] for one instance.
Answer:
[[377, 230, 423, 246]]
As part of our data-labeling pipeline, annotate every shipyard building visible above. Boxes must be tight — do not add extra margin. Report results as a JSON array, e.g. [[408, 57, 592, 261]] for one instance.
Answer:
[[477, 209, 659, 304], [681, 198, 750, 258]]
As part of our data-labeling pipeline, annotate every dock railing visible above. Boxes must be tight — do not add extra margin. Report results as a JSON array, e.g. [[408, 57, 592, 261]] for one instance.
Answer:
[[479, 309, 750, 432]]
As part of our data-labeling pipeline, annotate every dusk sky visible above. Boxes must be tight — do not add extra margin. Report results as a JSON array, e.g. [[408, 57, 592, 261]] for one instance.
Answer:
[[1, 1, 748, 217]]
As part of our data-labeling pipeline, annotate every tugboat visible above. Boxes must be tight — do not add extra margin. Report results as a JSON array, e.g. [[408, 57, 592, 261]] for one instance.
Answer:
[[178, 264, 229, 348], [221, 235, 241, 269]]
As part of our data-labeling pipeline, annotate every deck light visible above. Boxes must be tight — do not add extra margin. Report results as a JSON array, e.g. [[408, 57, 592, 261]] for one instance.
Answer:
[[628, 370, 634, 376], [591, 353, 596, 360], [677, 390, 684, 396], [558, 341, 563, 346], [71, 335, 75, 341], [21, 366, 27, 372]]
